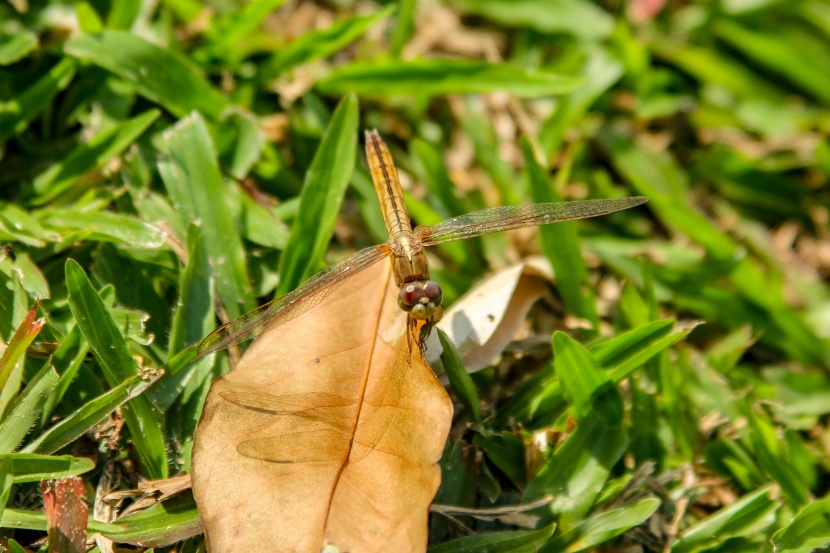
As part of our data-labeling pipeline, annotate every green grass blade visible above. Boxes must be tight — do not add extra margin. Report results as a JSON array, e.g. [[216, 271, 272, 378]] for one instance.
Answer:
[[203, 0, 287, 61], [7, 253, 49, 300], [553, 332, 622, 424], [389, 0, 416, 59], [523, 413, 628, 530], [542, 497, 660, 552], [0, 360, 59, 453], [66, 261, 140, 384], [747, 411, 809, 508], [0, 203, 59, 246], [40, 326, 89, 427], [160, 112, 255, 321], [772, 494, 830, 553], [238, 192, 290, 250], [106, 1, 141, 29], [456, 101, 522, 205], [606, 329, 689, 383], [167, 225, 214, 358], [707, 326, 756, 373], [217, 110, 266, 180], [65, 31, 227, 119], [151, 225, 214, 411], [601, 131, 828, 365], [31, 109, 161, 203], [714, 19, 830, 104], [98, 494, 203, 547], [539, 49, 623, 156], [411, 137, 484, 270], [2, 2, 828, 549], [0, 30, 36, 65], [318, 60, 582, 97], [497, 320, 679, 426], [447, 0, 613, 39], [0, 456, 11, 521], [438, 329, 481, 424], [261, 7, 394, 79], [472, 432, 526, 485], [591, 319, 675, 365], [6, 540, 25, 553], [1, 494, 202, 548], [0, 454, 94, 483], [523, 139, 598, 328], [0, 508, 46, 532], [411, 138, 464, 217], [65, 260, 168, 479], [277, 94, 358, 295], [430, 441, 479, 540], [704, 437, 766, 491], [427, 523, 556, 552], [651, 40, 781, 102], [23, 374, 159, 455], [671, 486, 778, 553], [38, 208, 165, 248], [76, 2, 104, 33], [0, 58, 76, 144]]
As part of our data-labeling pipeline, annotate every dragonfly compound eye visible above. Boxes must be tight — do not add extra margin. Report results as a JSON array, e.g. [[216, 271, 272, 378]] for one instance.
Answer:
[[399, 281, 443, 320], [422, 281, 443, 306], [398, 283, 426, 312]]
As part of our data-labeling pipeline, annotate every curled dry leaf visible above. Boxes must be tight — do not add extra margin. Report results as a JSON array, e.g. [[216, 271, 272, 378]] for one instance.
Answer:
[[426, 258, 552, 372], [106, 474, 194, 518], [192, 260, 453, 552]]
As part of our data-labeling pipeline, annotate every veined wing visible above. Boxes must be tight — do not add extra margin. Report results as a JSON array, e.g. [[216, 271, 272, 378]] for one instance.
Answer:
[[415, 197, 648, 246], [197, 244, 391, 358]]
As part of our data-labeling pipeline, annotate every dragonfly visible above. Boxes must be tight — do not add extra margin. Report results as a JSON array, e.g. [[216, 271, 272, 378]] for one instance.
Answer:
[[197, 130, 647, 358]]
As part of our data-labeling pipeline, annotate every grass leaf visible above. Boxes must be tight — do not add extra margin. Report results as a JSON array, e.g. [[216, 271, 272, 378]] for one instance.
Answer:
[[318, 60, 582, 97], [65, 260, 168, 479], [427, 523, 556, 552], [65, 31, 227, 119], [160, 112, 255, 321], [0, 360, 59, 453], [772, 494, 830, 553], [262, 6, 394, 78], [438, 329, 482, 424], [0, 454, 94, 483], [277, 94, 358, 295], [0, 58, 76, 143], [31, 109, 161, 203]]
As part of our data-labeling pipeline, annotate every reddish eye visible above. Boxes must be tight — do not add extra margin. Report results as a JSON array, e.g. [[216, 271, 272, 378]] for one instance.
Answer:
[[398, 284, 425, 311], [422, 281, 442, 305]]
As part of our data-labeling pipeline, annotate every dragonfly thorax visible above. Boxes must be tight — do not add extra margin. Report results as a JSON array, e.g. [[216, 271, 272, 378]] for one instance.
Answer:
[[391, 243, 430, 286], [397, 280, 443, 320]]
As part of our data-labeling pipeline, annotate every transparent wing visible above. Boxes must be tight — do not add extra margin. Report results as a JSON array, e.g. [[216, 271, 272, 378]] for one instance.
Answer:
[[197, 244, 391, 358], [415, 197, 648, 246]]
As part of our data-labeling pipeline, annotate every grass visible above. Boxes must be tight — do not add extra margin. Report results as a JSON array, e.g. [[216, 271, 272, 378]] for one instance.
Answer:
[[1, 0, 829, 551]]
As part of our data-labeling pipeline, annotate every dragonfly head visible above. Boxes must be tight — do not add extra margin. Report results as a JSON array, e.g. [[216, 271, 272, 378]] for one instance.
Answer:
[[397, 280, 443, 320]]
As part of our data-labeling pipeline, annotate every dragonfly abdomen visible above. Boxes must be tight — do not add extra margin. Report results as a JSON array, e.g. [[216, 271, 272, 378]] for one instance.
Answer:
[[366, 130, 413, 244]]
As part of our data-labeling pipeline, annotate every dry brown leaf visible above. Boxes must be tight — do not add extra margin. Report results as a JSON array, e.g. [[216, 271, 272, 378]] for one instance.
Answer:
[[426, 258, 552, 372], [192, 260, 453, 552], [92, 459, 116, 553], [105, 474, 195, 518], [105, 473, 193, 503], [42, 477, 88, 553]]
